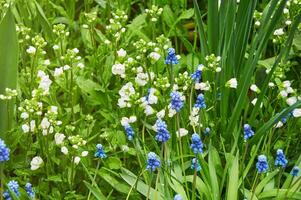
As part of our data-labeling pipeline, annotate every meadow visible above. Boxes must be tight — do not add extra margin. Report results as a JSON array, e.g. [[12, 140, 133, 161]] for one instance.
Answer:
[[0, 0, 301, 199]]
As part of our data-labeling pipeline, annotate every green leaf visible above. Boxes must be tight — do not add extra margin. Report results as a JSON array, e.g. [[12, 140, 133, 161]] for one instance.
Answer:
[[0, 8, 18, 134], [106, 157, 122, 170], [226, 153, 239, 200], [178, 9, 194, 20], [84, 181, 106, 200], [208, 145, 220, 200]]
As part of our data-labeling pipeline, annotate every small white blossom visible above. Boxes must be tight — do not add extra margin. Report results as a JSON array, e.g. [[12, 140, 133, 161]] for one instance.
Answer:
[[74, 156, 81, 165], [54, 133, 65, 145], [22, 124, 30, 133], [226, 78, 238, 89], [54, 67, 64, 77], [293, 109, 301, 118], [250, 84, 260, 93], [30, 156, 43, 170], [279, 90, 288, 98], [112, 63, 126, 78], [176, 128, 188, 138], [274, 28, 284, 36], [149, 52, 161, 61], [61, 146, 68, 155], [156, 109, 165, 119], [195, 81, 210, 91], [81, 151, 89, 157], [26, 46, 36, 54], [117, 48, 127, 57], [286, 96, 297, 106], [21, 112, 29, 119]]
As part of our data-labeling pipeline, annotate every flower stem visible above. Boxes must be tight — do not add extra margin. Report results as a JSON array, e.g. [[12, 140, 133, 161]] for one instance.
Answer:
[[192, 168, 197, 200], [250, 172, 259, 200], [87, 160, 100, 200], [146, 172, 153, 200], [0, 164, 3, 200]]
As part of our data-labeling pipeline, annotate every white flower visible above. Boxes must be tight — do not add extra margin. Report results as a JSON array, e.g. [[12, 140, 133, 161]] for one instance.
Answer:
[[251, 98, 263, 108], [286, 87, 294, 94], [135, 72, 148, 86], [117, 48, 127, 57], [285, 20, 292, 25], [286, 96, 297, 106], [292, 109, 301, 118], [73, 48, 79, 54], [279, 90, 288, 98], [63, 65, 70, 70], [30, 120, 36, 132], [275, 121, 283, 128], [37, 70, 52, 94], [44, 59, 50, 66], [268, 82, 275, 87], [149, 52, 161, 61], [168, 106, 177, 118], [274, 28, 284, 36], [226, 78, 238, 88], [54, 67, 64, 77], [53, 45, 59, 50], [255, 21, 261, 27], [21, 112, 29, 119], [26, 46, 36, 54], [81, 151, 89, 157], [121, 117, 130, 126], [112, 63, 126, 78], [41, 117, 50, 130], [189, 107, 200, 126], [54, 133, 65, 145], [176, 128, 188, 138], [216, 67, 221, 72], [30, 156, 43, 170], [22, 124, 30, 133], [61, 146, 68, 155], [74, 156, 81, 165], [283, 81, 291, 88], [156, 109, 165, 119], [144, 105, 154, 116], [129, 116, 137, 123], [195, 81, 210, 91], [250, 84, 260, 93], [122, 145, 129, 152], [77, 63, 85, 69]]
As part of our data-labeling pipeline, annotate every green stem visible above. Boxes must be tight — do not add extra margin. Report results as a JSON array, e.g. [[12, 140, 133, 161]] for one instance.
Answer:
[[126, 170, 146, 200], [250, 172, 259, 200], [192, 168, 197, 200], [87, 160, 100, 200], [146, 172, 153, 200], [0, 164, 3, 200]]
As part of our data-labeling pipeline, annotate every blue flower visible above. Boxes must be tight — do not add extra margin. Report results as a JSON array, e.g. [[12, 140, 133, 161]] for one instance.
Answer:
[[174, 194, 183, 200], [25, 183, 35, 199], [204, 127, 210, 136], [0, 138, 10, 162], [274, 149, 288, 168], [256, 155, 269, 174], [124, 124, 134, 141], [165, 48, 179, 65], [194, 93, 206, 109], [94, 144, 107, 159], [191, 158, 201, 171], [146, 152, 160, 171], [190, 133, 203, 154], [170, 91, 184, 112], [243, 124, 254, 140], [2, 191, 11, 200], [154, 119, 170, 143], [191, 66, 203, 83], [291, 166, 299, 177], [7, 180, 20, 197]]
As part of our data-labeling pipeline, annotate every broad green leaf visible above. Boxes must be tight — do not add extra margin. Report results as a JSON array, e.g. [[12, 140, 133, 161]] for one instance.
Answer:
[[226, 153, 239, 200], [0, 8, 18, 135]]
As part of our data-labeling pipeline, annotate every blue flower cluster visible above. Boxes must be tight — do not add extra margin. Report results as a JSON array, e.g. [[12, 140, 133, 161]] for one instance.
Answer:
[[191, 158, 201, 171], [191, 66, 202, 82], [25, 183, 35, 199], [124, 124, 135, 141], [146, 152, 160, 171], [190, 133, 203, 154], [154, 119, 170, 143], [194, 93, 206, 109], [291, 166, 299, 177], [243, 124, 254, 141], [274, 149, 288, 168], [0, 138, 10, 162], [165, 48, 179, 65], [170, 91, 184, 112], [174, 194, 183, 200], [94, 144, 107, 159], [3, 180, 20, 200], [256, 155, 269, 174]]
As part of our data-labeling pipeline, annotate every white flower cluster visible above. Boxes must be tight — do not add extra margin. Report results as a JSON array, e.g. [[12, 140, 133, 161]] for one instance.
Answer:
[[121, 116, 137, 126], [0, 88, 17, 100], [145, 5, 163, 22], [140, 88, 158, 116], [279, 80, 294, 98], [106, 10, 128, 39], [189, 107, 201, 127], [118, 82, 136, 108], [37, 70, 52, 95], [135, 66, 155, 86], [40, 106, 62, 136]]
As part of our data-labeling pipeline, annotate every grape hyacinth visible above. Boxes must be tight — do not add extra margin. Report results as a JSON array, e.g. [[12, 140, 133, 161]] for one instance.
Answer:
[[124, 124, 135, 141], [94, 144, 107, 159], [194, 93, 206, 109], [174, 194, 183, 200], [0, 138, 10, 162], [243, 124, 254, 141], [8, 180, 20, 197], [191, 158, 201, 171], [25, 183, 35, 199], [2, 191, 11, 200], [165, 48, 179, 65], [256, 155, 269, 174], [191, 65, 203, 83], [154, 118, 170, 143], [291, 166, 299, 177], [274, 149, 288, 168], [191, 133, 204, 154], [170, 91, 184, 112], [146, 152, 160, 171]]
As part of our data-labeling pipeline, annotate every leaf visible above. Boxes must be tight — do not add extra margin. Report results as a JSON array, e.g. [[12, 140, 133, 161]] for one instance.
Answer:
[[208, 145, 220, 200], [226, 153, 239, 200], [84, 181, 106, 200], [178, 9, 194, 20], [106, 157, 122, 170], [162, 5, 176, 28], [120, 168, 164, 200], [0, 8, 18, 134]]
